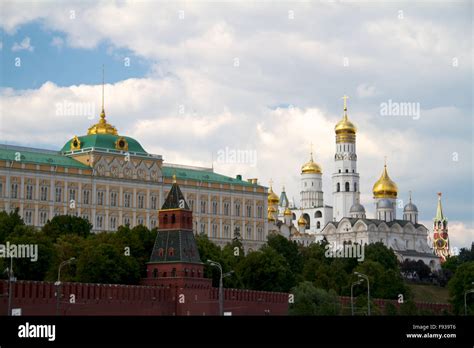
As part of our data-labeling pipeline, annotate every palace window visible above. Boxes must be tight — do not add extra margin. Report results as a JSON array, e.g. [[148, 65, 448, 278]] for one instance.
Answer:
[[55, 187, 62, 202], [96, 215, 103, 229], [212, 224, 218, 238], [345, 182, 350, 192], [0, 182, 3, 197], [124, 193, 131, 208], [246, 205, 252, 218], [69, 189, 76, 201], [235, 203, 241, 217], [257, 228, 263, 241], [110, 216, 117, 230], [246, 226, 252, 240], [212, 201, 218, 214], [39, 211, 48, 225], [200, 201, 207, 214], [138, 194, 144, 209], [97, 191, 104, 205], [200, 223, 206, 234], [123, 217, 130, 226], [26, 184, 33, 200], [82, 214, 89, 221], [110, 192, 117, 207], [224, 202, 230, 216], [137, 217, 144, 225], [257, 205, 263, 218], [336, 183, 340, 192], [24, 210, 33, 225], [224, 225, 230, 238], [10, 184, 18, 198], [150, 219, 157, 228], [40, 186, 48, 201], [83, 190, 90, 205], [188, 199, 194, 211], [151, 196, 157, 210]]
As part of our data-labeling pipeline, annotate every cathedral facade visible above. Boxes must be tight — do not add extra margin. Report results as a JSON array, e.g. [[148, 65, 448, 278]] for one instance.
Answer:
[[268, 97, 443, 269], [0, 105, 268, 251]]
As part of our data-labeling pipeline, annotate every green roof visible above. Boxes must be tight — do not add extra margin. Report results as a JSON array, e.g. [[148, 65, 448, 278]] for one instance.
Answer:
[[162, 166, 256, 187], [0, 145, 90, 169], [61, 134, 148, 154]]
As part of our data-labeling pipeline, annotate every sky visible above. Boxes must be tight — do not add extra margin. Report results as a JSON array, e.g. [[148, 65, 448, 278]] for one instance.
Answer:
[[0, 1, 472, 249]]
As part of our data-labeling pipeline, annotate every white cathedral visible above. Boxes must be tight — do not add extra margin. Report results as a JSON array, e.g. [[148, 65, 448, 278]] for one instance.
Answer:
[[267, 97, 441, 270]]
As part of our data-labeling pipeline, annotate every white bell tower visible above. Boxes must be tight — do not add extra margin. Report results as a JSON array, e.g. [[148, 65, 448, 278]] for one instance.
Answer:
[[332, 96, 360, 221]]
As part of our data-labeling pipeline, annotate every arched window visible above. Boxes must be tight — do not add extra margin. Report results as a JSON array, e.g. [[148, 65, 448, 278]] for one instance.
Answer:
[[337, 183, 340, 192], [303, 213, 310, 229], [345, 182, 350, 192], [158, 248, 164, 257], [163, 214, 168, 224], [317, 221, 321, 228], [171, 214, 176, 223], [354, 183, 357, 192], [345, 169, 349, 173], [168, 247, 175, 257], [292, 213, 296, 220], [153, 269, 158, 278], [314, 211, 322, 218]]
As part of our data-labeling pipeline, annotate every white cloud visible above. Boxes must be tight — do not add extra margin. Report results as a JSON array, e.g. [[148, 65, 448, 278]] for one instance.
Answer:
[[0, 1, 472, 234], [11, 37, 33, 52]]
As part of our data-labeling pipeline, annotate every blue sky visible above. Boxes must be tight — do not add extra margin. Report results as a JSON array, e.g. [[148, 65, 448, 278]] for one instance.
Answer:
[[1, 23, 151, 89], [0, 1, 472, 249]]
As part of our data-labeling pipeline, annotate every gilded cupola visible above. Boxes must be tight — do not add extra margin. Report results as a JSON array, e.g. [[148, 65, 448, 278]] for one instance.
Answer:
[[372, 162, 398, 199]]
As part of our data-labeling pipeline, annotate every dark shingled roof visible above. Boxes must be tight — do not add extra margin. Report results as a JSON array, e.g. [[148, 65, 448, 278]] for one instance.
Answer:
[[161, 182, 190, 210], [149, 230, 201, 264]]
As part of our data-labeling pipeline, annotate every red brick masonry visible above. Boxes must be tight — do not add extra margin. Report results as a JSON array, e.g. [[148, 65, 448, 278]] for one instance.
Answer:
[[0, 280, 288, 316]]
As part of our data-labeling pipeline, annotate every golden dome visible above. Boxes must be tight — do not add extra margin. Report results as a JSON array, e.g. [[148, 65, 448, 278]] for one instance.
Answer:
[[297, 215, 307, 226], [88, 109, 118, 135], [301, 152, 322, 174], [335, 96, 356, 143], [267, 211, 276, 221], [373, 164, 398, 198], [284, 207, 292, 216], [268, 206, 277, 213], [268, 185, 280, 204]]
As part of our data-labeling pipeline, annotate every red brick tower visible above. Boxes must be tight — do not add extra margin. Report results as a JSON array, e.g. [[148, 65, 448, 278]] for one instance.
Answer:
[[142, 175, 213, 315]]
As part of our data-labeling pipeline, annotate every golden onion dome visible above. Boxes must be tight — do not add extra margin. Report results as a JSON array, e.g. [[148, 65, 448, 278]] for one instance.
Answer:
[[284, 207, 292, 216], [373, 164, 398, 198], [268, 185, 280, 204], [335, 114, 356, 134], [267, 211, 276, 222], [301, 152, 322, 174], [297, 215, 307, 226], [268, 206, 277, 213], [335, 96, 356, 143]]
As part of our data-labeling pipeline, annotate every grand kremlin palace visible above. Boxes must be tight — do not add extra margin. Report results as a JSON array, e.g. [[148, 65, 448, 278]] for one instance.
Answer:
[[0, 109, 268, 251]]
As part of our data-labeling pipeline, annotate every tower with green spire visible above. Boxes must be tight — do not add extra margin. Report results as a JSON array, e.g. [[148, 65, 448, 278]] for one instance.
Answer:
[[433, 192, 450, 262]]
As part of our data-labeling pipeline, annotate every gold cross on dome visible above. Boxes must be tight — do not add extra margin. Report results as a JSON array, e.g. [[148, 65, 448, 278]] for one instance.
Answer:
[[342, 95, 349, 109], [269, 178, 273, 188]]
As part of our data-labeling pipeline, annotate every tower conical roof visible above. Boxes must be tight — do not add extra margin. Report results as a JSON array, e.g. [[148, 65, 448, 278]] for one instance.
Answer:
[[162, 176, 190, 210]]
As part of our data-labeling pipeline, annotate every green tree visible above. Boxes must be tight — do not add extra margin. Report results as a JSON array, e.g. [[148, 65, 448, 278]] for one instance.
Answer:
[[195, 234, 224, 286], [289, 281, 340, 315], [447, 261, 474, 314], [6, 226, 55, 281], [364, 242, 399, 271], [354, 260, 407, 299], [42, 215, 92, 241], [237, 246, 294, 292], [0, 208, 24, 241], [46, 234, 86, 282], [76, 240, 140, 284], [267, 234, 303, 276]]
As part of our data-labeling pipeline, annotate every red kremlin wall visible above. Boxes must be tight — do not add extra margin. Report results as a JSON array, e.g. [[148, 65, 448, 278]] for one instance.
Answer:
[[0, 280, 289, 316]]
